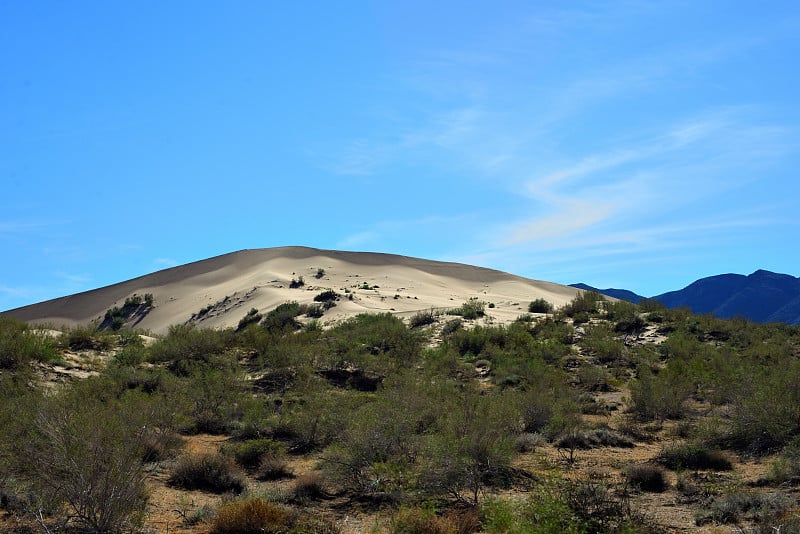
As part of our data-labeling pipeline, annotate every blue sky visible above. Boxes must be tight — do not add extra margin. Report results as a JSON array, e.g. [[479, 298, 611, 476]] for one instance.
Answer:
[[2, 1, 799, 311]]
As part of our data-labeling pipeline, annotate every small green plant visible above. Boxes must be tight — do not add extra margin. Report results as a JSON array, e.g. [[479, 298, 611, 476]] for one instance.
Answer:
[[315, 268, 325, 279], [289, 276, 305, 288]]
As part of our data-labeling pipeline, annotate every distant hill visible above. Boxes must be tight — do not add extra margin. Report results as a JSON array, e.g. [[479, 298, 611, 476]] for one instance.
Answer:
[[2, 247, 581, 335], [574, 270, 800, 325], [655, 270, 800, 325], [569, 283, 645, 304]]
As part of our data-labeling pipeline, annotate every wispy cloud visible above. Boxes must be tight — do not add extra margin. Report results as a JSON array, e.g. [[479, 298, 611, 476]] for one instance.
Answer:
[[152, 258, 179, 269]]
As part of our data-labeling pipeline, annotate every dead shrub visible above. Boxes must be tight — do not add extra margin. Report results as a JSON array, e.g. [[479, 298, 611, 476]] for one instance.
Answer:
[[624, 464, 668, 492], [210, 498, 295, 534]]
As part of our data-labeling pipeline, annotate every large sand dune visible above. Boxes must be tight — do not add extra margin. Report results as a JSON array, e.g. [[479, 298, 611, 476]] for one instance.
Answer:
[[3, 247, 582, 335]]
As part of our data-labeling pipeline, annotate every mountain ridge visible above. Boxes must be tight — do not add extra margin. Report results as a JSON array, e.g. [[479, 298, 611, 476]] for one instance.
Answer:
[[573, 269, 800, 325]]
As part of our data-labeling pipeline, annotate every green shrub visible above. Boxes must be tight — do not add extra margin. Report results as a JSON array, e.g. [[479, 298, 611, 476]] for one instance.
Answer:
[[657, 442, 732, 471], [168, 453, 246, 494], [7, 384, 157, 532], [236, 308, 262, 331], [0, 317, 57, 369], [441, 318, 463, 335], [448, 298, 486, 320], [222, 438, 284, 469], [315, 268, 325, 279], [289, 276, 305, 288], [314, 289, 339, 302], [60, 323, 112, 350], [409, 310, 436, 328], [624, 464, 668, 492], [528, 298, 554, 314], [261, 302, 303, 331]]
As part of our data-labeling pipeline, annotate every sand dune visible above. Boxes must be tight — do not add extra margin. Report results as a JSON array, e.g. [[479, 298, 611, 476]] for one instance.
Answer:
[[3, 247, 582, 335]]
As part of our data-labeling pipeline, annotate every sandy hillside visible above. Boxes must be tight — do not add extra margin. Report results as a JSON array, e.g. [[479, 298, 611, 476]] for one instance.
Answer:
[[2, 247, 581, 335]]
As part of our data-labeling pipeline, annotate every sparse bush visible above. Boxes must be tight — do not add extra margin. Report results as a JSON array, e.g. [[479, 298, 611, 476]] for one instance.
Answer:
[[289, 276, 305, 288], [409, 309, 436, 328], [441, 318, 463, 336], [514, 432, 546, 453], [528, 298, 554, 314], [304, 303, 326, 318], [390, 507, 458, 534], [624, 464, 668, 492], [696, 491, 793, 526], [7, 384, 157, 532], [236, 308, 262, 331], [448, 298, 486, 320], [169, 453, 246, 494], [291, 472, 328, 502], [222, 438, 283, 469], [210, 498, 295, 534], [0, 317, 57, 369], [657, 442, 732, 471], [315, 268, 325, 279]]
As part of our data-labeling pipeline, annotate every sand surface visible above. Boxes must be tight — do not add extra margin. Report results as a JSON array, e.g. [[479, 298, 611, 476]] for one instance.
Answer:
[[3, 247, 581, 335]]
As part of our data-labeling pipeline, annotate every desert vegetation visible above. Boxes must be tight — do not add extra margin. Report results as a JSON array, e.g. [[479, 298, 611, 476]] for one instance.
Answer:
[[1, 292, 799, 532]]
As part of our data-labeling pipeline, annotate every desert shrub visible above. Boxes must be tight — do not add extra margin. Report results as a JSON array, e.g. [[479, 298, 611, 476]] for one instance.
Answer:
[[441, 318, 463, 336], [148, 323, 237, 371], [555, 427, 633, 450], [314, 289, 339, 302], [576, 365, 612, 391], [236, 308, 262, 331], [696, 491, 793, 526], [222, 438, 284, 469], [182, 364, 247, 434], [409, 309, 436, 328], [656, 442, 732, 471], [447, 298, 486, 320], [60, 322, 113, 350], [289, 276, 305, 288], [7, 384, 157, 532], [481, 489, 588, 534], [168, 453, 246, 494], [315, 268, 325, 279], [0, 317, 56, 369], [257, 451, 293, 481], [765, 442, 800, 485], [561, 291, 604, 317], [304, 303, 326, 318], [421, 388, 517, 505], [629, 364, 694, 420], [112, 343, 148, 367], [390, 507, 458, 534], [210, 498, 295, 534], [528, 298, 554, 314], [514, 432, 546, 453], [624, 464, 668, 492], [572, 311, 590, 325], [261, 302, 303, 331], [723, 358, 800, 453], [291, 472, 328, 502]]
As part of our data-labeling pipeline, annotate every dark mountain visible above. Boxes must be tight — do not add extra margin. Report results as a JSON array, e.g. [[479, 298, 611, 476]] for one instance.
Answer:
[[569, 283, 645, 304], [573, 270, 800, 325], [655, 270, 800, 324]]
